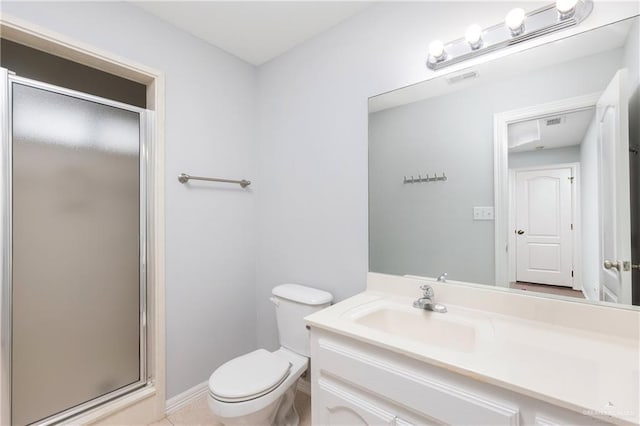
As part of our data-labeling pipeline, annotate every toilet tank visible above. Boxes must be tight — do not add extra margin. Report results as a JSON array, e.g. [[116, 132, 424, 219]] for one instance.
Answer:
[[271, 284, 333, 357]]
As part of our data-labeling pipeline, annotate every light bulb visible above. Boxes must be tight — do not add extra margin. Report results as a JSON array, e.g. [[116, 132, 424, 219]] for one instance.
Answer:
[[556, 0, 578, 19], [505, 8, 526, 36], [428, 40, 446, 61], [465, 24, 483, 50]]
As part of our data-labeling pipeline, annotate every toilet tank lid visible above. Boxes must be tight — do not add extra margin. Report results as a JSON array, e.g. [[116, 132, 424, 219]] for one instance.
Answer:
[[272, 284, 333, 305]]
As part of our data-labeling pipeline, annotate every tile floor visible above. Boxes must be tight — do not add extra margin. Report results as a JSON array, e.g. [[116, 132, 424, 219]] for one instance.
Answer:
[[149, 391, 311, 426]]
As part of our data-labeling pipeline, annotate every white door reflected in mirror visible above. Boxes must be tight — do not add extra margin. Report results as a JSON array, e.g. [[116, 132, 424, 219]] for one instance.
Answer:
[[514, 167, 573, 288], [597, 69, 632, 304]]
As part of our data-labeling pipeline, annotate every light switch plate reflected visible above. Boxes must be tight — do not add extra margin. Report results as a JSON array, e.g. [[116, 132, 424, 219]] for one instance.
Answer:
[[473, 206, 494, 220]]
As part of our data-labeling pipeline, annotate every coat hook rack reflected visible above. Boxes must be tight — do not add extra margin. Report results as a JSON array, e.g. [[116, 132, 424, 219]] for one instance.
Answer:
[[403, 172, 447, 184]]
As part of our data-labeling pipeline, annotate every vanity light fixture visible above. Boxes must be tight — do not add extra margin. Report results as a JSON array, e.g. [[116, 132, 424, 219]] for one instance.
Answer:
[[428, 40, 447, 62], [465, 24, 483, 50], [505, 8, 526, 36], [426, 0, 593, 70], [556, 0, 579, 19]]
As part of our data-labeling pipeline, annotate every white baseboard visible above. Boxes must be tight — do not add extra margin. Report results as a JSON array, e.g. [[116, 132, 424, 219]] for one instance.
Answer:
[[165, 381, 209, 415]]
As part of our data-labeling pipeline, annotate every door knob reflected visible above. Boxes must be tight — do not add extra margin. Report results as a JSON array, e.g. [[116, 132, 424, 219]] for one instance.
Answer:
[[603, 260, 622, 271]]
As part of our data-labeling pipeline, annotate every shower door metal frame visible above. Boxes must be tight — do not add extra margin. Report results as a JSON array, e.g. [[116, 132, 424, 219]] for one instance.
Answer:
[[0, 69, 151, 426]]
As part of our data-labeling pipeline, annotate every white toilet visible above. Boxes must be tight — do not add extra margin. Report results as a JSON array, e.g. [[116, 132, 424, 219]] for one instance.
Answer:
[[207, 284, 333, 426]]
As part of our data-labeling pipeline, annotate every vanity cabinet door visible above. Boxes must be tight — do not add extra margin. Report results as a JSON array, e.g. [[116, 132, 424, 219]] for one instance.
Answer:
[[311, 332, 520, 425], [315, 373, 439, 426]]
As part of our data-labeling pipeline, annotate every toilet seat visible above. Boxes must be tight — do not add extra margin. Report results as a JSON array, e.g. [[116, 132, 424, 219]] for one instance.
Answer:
[[209, 349, 291, 403]]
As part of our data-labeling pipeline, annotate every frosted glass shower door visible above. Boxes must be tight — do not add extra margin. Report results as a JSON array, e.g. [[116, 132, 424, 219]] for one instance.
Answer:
[[9, 79, 146, 425]]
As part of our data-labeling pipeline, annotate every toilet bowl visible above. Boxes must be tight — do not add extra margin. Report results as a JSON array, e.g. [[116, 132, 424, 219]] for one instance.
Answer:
[[207, 284, 332, 426], [208, 348, 307, 426]]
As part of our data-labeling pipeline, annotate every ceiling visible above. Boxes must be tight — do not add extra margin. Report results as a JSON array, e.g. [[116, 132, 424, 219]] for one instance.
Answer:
[[508, 107, 596, 153], [133, 1, 372, 65]]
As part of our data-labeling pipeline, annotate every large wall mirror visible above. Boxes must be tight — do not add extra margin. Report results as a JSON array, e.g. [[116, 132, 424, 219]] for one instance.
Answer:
[[369, 16, 639, 307]]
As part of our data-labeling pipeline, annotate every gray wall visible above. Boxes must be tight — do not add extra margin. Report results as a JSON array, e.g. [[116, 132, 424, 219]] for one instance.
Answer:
[[2, 1, 258, 398], [368, 49, 624, 285]]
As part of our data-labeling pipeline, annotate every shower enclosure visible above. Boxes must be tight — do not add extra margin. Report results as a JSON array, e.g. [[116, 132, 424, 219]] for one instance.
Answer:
[[1, 69, 150, 425]]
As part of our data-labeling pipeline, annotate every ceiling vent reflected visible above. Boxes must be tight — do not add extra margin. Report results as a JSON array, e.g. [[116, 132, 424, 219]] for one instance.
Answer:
[[545, 116, 565, 126], [446, 70, 479, 84]]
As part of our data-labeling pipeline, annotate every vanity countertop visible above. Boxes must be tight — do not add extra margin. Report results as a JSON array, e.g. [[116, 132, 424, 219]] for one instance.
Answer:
[[305, 278, 640, 426]]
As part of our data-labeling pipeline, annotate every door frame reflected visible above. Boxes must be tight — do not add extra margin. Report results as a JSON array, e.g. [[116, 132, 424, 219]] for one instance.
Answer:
[[494, 92, 601, 288]]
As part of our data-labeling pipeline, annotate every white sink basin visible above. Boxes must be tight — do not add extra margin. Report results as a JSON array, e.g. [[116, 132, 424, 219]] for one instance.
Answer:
[[352, 304, 477, 352]]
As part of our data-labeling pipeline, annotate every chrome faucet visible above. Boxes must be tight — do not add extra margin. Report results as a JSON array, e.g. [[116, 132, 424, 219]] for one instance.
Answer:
[[413, 284, 447, 313], [437, 272, 448, 282]]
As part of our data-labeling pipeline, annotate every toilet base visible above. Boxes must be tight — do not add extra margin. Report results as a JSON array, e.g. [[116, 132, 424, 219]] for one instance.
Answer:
[[208, 380, 299, 426], [273, 384, 299, 426]]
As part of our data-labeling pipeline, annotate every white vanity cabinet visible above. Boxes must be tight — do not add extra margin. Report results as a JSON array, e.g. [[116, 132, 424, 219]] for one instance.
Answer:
[[310, 329, 612, 426]]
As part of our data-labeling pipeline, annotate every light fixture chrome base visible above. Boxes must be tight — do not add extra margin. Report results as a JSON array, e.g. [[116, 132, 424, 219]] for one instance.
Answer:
[[426, 0, 593, 70]]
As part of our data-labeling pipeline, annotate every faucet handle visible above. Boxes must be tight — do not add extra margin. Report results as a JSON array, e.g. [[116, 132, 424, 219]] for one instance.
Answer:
[[419, 284, 434, 298]]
